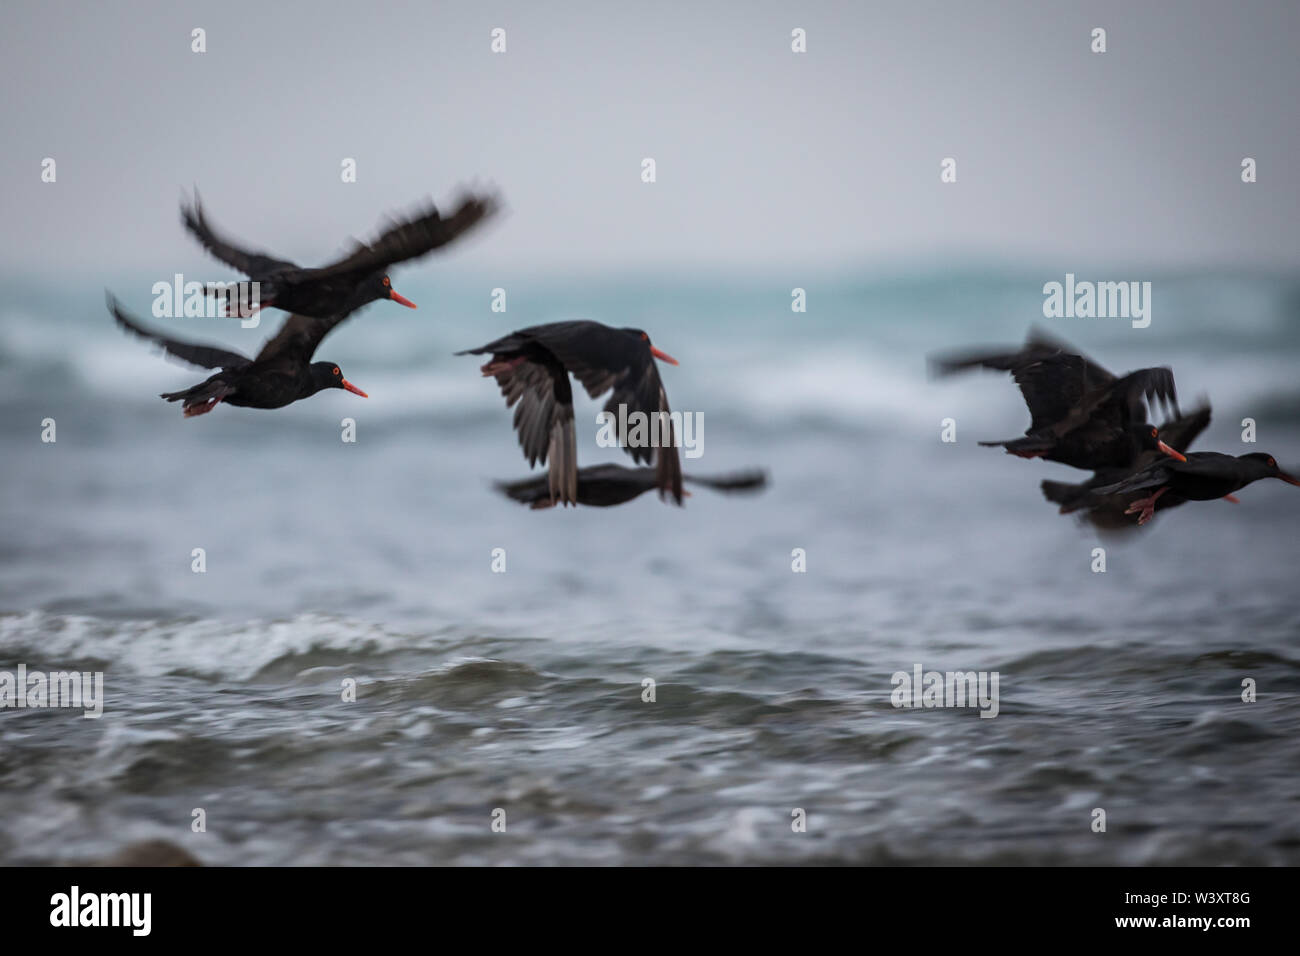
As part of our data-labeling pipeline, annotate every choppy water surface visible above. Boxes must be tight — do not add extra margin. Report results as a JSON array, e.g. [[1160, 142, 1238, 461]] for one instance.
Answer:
[[2, 271, 1298, 864]]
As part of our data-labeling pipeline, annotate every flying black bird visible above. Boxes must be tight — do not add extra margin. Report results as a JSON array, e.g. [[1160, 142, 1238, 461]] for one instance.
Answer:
[[181, 190, 498, 318], [458, 321, 683, 506], [107, 294, 368, 417], [1041, 405, 1211, 529], [930, 327, 1181, 471], [495, 464, 767, 509], [1092, 450, 1300, 525]]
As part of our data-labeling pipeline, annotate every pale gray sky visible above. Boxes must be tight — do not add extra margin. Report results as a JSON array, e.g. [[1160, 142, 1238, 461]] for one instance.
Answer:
[[2, 0, 1297, 278]]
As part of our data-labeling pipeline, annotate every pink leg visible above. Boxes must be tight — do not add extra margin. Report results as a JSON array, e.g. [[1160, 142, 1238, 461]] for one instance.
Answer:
[[183, 397, 223, 418], [1124, 486, 1168, 525]]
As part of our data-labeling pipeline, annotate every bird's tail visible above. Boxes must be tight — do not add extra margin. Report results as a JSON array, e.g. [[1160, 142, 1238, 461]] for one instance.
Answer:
[[1041, 479, 1093, 514], [160, 378, 232, 417], [979, 435, 1052, 458]]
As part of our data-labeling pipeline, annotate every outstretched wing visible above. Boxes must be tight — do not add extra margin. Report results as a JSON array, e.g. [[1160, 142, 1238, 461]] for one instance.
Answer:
[[307, 192, 499, 281], [470, 347, 578, 506], [495, 464, 654, 509], [180, 191, 299, 278], [108, 294, 251, 370], [685, 469, 768, 493], [1154, 403, 1210, 453], [254, 312, 356, 363], [930, 328, 1116, 435], [1058, 366, 1179, 436], [536, 323, 685, 504]]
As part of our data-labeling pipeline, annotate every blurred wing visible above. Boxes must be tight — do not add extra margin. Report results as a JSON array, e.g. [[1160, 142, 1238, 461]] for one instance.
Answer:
[[1156, 403, 1211, 453], [1022, 326, 1114, 383], [486, 354, 578, 506], [495, 464, 655, 509], [1091, 465, 1172, 496], [180, 192, 298, 277], [649, 397, 684, 505], [1010, 354, 1105, 432], [539, 325, 684, 504], [309, 193, 499, 279], [930, 332, 1115, 434], [1064, 366, 1179, 434], [1091, 452, 1226, 496], [254, 312, 354, 363], [685, 469, 768, 493], [108, 294, 250, 370]]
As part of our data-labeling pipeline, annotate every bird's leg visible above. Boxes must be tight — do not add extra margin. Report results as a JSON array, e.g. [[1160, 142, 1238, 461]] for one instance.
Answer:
[[1124, 486, 1169, 525], [1223, 494, 1240, 503], [183, 397, 222, 418]]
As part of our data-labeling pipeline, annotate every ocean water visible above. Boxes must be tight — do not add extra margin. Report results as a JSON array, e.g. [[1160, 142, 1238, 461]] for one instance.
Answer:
[[1, 268, 1298, 865]]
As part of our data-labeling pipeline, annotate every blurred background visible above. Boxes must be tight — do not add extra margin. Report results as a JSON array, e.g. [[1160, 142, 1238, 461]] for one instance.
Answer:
[[1, 1, 1297, 865]]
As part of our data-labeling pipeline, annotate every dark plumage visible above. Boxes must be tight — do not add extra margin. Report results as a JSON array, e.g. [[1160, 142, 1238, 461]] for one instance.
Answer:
[[107, 293, 368, 417], [181, 190, 498, 318], [459, 321, 683, 506], [496, 464, 767, 509], [1092, 451, 1300, 525], [930, 327, 1180, 470], [1041, 405, 1211, 529]]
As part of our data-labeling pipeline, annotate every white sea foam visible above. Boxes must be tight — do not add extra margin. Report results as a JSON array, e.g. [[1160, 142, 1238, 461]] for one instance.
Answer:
[[0, 610, 413, 682]]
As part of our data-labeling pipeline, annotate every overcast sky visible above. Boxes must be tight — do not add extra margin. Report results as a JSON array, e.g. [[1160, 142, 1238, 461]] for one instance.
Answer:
[[2, 0, 1298, 278]]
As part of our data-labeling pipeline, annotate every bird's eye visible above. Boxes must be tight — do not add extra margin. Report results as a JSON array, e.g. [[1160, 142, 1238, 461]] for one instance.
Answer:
[[1268, 457, 1276, 467], [382, 276, 391, 287], [332, 367, 340, 376], [1150, 428, 1157, 438], [641, 332, 648, 341]]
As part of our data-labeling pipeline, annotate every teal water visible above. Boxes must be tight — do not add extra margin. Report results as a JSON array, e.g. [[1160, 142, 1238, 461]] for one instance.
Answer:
[[1, 268, 1298, 864]]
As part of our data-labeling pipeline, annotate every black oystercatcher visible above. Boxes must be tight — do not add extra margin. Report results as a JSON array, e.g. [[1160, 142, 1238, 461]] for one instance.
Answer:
[[930, 327, 1181, 470], [181, 190, 497, 318], [1041, 405, 1211, 529], [495, 464, 766, 509], [1092, 450, 1300, 525], [108, 294, 368, 417], [458, 321, 683, 506]]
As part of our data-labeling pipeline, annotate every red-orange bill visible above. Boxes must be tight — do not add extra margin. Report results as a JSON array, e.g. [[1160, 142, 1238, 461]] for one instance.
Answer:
[[389, 289, 417, 309], [1157, 440, 1187, 462], [650, 345, 678, 366], [342, 380, 368, 398], [1280, 472, 1300, 486]]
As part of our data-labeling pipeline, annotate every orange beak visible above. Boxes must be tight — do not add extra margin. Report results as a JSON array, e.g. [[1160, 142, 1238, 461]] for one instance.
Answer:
[[342, 380, 368, 398], [1279, 472, 1300, 486], [1157, 440, 1187, 462], [389, 289, 417, 309], [650, 345, 678, 366]]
